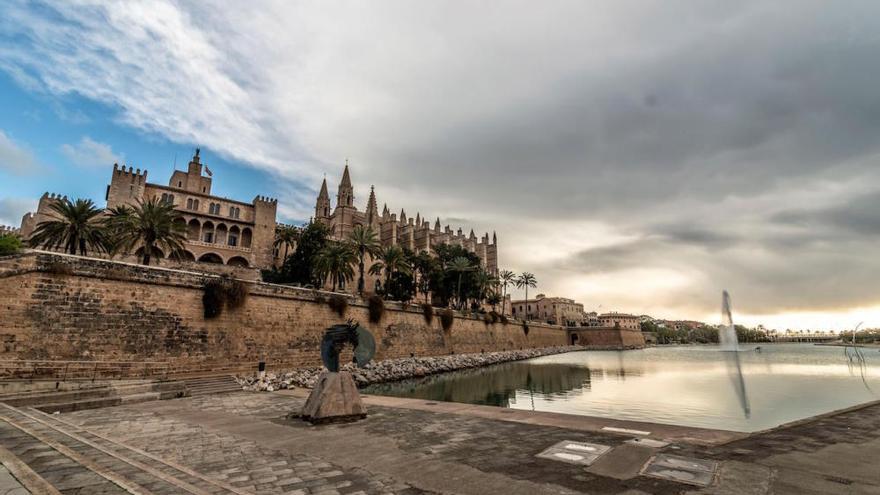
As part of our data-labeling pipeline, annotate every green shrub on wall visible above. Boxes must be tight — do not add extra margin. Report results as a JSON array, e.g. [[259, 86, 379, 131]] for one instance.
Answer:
[[0, 234, 22, 256], [203, 276, 249, 319], [483, 313, 493, 326], [368, 295, 385, 323], [328, 294, 348, 316], [440, 309, 455, 332], [421, 303, 434, 324]]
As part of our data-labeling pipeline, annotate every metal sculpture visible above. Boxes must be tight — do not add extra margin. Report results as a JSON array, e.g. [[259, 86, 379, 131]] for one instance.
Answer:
[[302, 319, 375, 424], [320, 319, 376, 372]]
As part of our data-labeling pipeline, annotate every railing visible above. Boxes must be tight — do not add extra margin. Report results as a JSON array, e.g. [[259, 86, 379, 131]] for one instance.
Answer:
[[186, 240, 252, 253], [0, 360, 170, 381]]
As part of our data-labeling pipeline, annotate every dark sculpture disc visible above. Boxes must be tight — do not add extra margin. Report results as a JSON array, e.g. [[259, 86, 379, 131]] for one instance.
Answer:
[[319, 319, 376, 372]]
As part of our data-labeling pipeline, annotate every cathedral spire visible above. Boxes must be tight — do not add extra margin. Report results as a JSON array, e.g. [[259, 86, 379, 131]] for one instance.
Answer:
[[415, 212, 421, 226], [336, 161, 354, 207], [339, 161, 352, 188], [399, 209, 407, 225], [315, 176, 330, 219], [318, 177, 329, 199], [493, 231, 497, 244], [366, 185, 378, 226], [434, 217, 441, 231]]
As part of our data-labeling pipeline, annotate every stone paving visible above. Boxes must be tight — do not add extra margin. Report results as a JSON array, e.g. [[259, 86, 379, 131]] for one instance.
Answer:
[[3, 390, 880, 494], [0, 465, 29, 495]]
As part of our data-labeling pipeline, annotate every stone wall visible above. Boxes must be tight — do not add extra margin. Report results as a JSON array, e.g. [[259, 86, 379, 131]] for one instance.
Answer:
[[0, 252, 568, 374], [567, 327, 646, 349]]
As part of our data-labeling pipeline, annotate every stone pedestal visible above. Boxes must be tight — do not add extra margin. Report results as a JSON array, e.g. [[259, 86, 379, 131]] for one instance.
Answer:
[[301, 371, 367, 424]]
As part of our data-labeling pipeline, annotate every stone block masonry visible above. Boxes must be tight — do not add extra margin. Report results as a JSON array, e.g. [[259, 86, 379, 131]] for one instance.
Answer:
[[0, 251, 570, 375]]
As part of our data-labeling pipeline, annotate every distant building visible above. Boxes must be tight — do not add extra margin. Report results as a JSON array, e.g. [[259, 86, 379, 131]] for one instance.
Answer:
[[0, 225, 20, 236], [598, 312, 640, 331], [20, 150, 278, 269], [510, 294, 586, 326]]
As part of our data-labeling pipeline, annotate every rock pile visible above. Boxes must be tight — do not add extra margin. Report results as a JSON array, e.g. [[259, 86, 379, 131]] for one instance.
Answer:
[[235, 346, 581, 392]]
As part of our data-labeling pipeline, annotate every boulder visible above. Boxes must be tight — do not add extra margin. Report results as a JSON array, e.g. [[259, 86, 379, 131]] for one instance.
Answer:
[[301, 371, 366, 424]]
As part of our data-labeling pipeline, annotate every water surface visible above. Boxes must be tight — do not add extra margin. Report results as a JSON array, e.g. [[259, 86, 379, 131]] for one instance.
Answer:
[[363, 344, 880, 432]]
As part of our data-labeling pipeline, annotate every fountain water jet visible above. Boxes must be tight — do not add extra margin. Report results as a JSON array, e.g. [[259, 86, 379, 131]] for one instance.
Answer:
[[719, 290, 738, 351], [720, 290, 750, 417]]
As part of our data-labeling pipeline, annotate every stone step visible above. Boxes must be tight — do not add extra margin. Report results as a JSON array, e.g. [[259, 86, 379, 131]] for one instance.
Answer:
[[0, 403, 247, 494], [34, 390, 186, 414], [0, 380, 185, 408]]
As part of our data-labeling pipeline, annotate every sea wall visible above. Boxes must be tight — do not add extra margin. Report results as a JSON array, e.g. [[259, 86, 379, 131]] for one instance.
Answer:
[[0, 251, 572, 374], [567, 327, 646, 349]]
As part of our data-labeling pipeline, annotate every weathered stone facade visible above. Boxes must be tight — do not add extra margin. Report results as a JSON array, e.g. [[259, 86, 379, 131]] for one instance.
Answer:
[[567, 327, 646, 349], [316, 164, 499, 275], [510, 293, 586, 326], [19, 150, 278, 270], [0, 252, 568, 373]]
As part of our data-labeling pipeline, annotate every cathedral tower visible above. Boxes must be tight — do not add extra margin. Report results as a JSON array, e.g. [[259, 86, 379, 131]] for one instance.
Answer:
[[315, 177, 331, 221]]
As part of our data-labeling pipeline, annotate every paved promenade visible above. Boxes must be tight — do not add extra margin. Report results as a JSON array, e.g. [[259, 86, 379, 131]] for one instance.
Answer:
[[1, 390, 878, 494]]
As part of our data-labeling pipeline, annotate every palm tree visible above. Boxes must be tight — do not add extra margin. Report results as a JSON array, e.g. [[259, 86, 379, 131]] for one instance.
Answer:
[[515, 272, 538, 320], [106, 198, 187, 265], [448, 256, 475, 309], [29, 198, 106, 255], [369, 245, 411, 290], [476, 269, 499, 304], [315, 242, 357, 292], [274, 224, 300, 261], [347, 225, 381, 295], [498, 270, 516, 315]]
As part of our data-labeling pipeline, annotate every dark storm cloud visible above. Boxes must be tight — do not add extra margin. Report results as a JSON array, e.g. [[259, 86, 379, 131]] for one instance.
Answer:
[[773, 191, 880, 236], [5, 0, 880, 323]]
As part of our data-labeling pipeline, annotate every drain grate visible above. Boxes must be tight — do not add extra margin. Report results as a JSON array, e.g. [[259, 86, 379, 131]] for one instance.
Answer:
[[641, 454, 717, 486], [535, 440, 611, 466]]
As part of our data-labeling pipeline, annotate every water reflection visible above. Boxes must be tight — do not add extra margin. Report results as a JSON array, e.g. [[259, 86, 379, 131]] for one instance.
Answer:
[[365, 362, 593, 407], [723, 351, 751, 418], [364, 344, 880, 432]]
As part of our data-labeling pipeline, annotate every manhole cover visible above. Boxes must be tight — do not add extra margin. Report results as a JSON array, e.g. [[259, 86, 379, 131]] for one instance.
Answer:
[[641, 454, 717, 486], [536, 440, 611, 466]]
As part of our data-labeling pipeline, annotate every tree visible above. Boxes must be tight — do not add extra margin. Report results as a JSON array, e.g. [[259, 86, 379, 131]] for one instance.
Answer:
[[515, 272, 538, 320], [413, 251, 438, 304], [274, 225, 300, 262], [347, 225, 381, 295], [315, 242, 357, 292], [486, 292, 502, 312], [498, 270, 516, 315], [29, 198, 107, 255], [369, 245, 411, 292], [105, 198, 186, 265], [448, 256, 476, 309], [475, 269, 499, 304], [271, 221, 329, 286]]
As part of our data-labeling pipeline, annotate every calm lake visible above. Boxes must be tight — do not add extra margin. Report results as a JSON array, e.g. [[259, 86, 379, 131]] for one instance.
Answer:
[[363, 344, 880, 432]]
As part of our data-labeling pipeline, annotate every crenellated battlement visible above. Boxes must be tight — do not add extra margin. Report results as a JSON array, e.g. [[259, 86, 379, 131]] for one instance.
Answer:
[[112, 163, 148, 182], [253, 195, 278, 205]]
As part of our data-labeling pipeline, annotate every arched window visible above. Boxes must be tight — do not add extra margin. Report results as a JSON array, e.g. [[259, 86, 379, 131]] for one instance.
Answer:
[[193, 199, 199, 210], [228, 226, 240, 247], [186, 198, 193, 209]]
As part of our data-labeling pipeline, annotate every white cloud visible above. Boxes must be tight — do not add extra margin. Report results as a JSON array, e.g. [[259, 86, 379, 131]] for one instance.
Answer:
[[3, 1, 880, 328], [0, 129, 39, 175], [60, 136, 123, 168], [0, 197, 36, 227]]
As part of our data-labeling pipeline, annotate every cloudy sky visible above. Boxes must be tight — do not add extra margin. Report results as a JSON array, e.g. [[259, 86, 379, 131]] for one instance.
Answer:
[[1, 0, 879, 330]]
